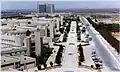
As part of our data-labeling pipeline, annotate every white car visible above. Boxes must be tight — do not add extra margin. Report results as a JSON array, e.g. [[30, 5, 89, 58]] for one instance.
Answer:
[[81, 34, 89, 45], [92, 49, 96, 54], [80, 27, 83, 30], [89, 36, 92, 41], [99, 61, 103, 67], [78, 23, 82, 27]]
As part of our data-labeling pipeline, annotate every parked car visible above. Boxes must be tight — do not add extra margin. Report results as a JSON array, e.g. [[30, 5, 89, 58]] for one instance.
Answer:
[[68, 53, 73, 55], [89, 36, 92, 41]]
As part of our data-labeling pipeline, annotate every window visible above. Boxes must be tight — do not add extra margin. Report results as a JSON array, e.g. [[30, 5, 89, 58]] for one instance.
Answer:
[[24, 58, 26, 60], [23, 43, 24, 46], [28, 22, 31, 24], [2, 23, 7, 26], [13, 29, 16, 30], [15, 62, 20, 68], [24, 50, 26, 53], [4, 60, 6, 62], [56, 30, 58, 32], [15, 52, 17, 54], [10, 53, 12, 56]]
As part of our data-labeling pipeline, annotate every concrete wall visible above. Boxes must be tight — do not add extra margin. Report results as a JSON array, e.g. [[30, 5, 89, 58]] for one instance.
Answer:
[[35, 30, 42, 56]]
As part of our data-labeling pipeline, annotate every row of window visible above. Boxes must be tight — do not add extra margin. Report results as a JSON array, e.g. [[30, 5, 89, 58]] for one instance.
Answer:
[[9, 31, 34, 36], [14, 33, 26, 35], [1, 43, 14, 47], [5, 30, 38, 36], [2, 50, 27, 56], [1, 61, 35, 67], [11, 51, 26, 55], [5, 33, 25, 36], [1, 39, 15, 43]]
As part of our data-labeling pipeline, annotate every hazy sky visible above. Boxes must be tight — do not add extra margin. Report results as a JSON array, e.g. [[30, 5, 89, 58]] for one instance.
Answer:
[[1, 1, 120, 10]]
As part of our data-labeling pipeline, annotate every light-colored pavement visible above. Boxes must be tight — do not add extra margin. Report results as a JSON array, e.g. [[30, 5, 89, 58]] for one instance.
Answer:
[[82, 41, 94, 66], [81, 16, 120, 71], [62, 21, 78, 68], [37, 68, 93, 72]]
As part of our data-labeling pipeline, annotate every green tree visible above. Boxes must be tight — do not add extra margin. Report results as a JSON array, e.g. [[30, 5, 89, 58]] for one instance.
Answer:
[[50, 61, 53, 67], [44, 64, 47, 69]]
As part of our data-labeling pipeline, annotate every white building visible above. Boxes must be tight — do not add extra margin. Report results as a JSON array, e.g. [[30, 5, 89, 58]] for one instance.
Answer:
[[1, 56, 20, 70], [1, 15, 62, 71], [1, 35, 24, 47], [1, 46, 27, 56], [1, 55, 36, 71]]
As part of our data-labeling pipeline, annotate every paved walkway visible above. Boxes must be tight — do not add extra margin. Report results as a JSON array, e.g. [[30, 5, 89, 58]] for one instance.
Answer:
[[82, 41, 94, 66], [62, 21, 79, 68]]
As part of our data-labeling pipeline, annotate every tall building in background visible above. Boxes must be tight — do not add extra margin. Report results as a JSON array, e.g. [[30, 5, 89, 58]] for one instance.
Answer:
[[37, 2, 55, 13], [46, 4, 55, 13], [37, 4, 46, 13]]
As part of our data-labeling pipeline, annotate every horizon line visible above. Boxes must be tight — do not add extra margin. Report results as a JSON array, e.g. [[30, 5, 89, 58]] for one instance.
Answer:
[[2, 7, 120, 11]]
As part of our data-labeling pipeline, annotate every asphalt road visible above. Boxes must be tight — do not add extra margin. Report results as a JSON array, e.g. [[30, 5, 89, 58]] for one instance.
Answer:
[[81, 17, 120, 71]]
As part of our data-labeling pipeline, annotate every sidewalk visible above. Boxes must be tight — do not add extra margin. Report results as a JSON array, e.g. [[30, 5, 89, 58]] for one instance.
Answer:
[[62, 21, 78, 68]]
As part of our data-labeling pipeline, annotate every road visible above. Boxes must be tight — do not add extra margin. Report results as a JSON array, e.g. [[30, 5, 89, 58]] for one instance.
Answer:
[[62, 21, 78, 69], [81, 16, 120, 71]]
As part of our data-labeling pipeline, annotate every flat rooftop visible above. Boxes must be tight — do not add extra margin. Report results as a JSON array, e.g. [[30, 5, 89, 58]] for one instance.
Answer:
[[1, 46, 26, 54], [1, 56, 20, 65]]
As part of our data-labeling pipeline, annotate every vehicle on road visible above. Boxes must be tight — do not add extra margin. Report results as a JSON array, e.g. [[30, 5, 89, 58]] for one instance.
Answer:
[[68, 53, 73, 55], [81, 33, 89, 45], [91, 49, 103, 69], [69, 43, 75, 45]]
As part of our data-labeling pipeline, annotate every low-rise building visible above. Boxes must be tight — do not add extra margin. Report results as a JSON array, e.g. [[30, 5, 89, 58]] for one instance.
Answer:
[[1, 46, 27, 56], [1, 55, 36, 71], [1, 56, 20, 70], [1, 14, 62, 71]]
